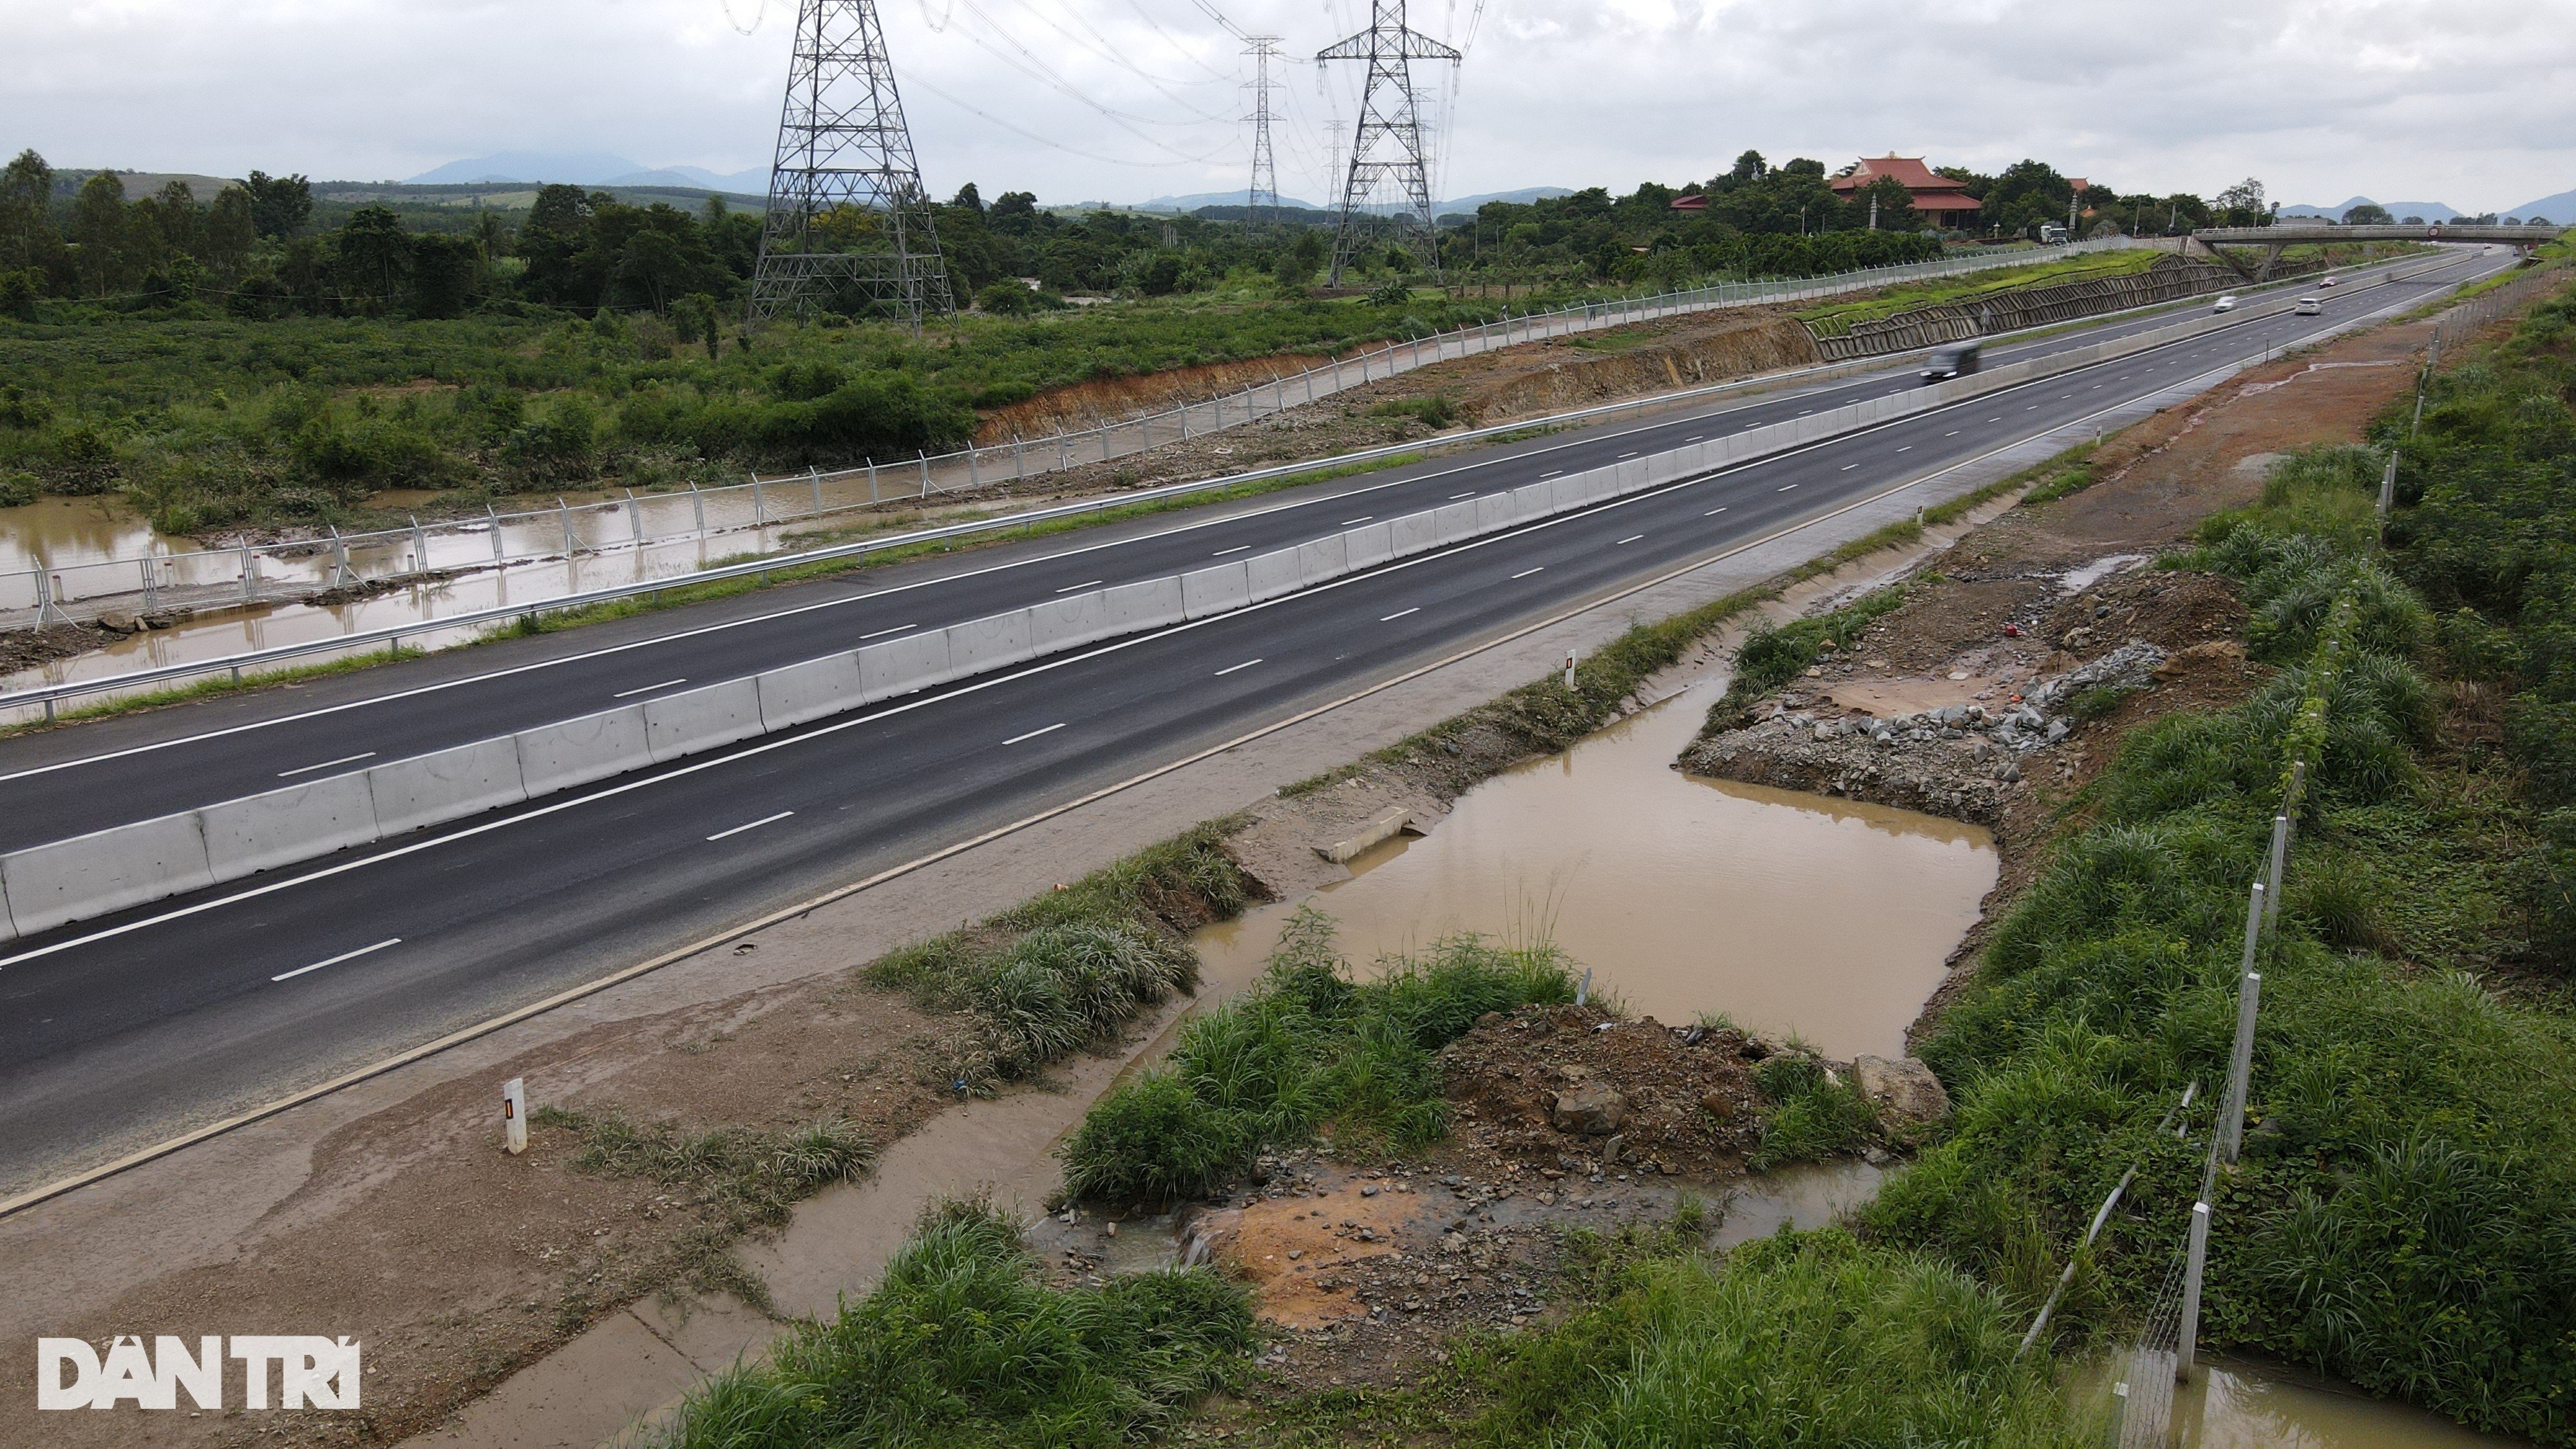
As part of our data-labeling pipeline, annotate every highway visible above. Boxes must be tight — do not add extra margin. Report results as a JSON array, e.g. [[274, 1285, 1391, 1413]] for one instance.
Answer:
[[0, 252, 2467, 850], [0, 247, 2508, 1189]]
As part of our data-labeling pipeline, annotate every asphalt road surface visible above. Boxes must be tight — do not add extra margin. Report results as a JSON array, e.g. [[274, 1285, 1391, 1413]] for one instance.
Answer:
[[0, 247, 2507, 1190]]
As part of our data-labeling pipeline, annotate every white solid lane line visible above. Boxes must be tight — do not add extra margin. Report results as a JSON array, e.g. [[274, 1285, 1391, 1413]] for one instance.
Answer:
[[1511, 567, 1544, 580], [706, 810, 795, 842], [1380, 607, 1420, 622], [1054, 580, 1104, 594], [1215, 658, 1264, 676], [1616, 535, 1645, 545], [276, 752, 377, 779], [1211, 545, 1251, 556], [857, 623, 916, 641], [272, 937, 401, 983], [611, 677, 688, 700], [1003, 722, 1068, 746]]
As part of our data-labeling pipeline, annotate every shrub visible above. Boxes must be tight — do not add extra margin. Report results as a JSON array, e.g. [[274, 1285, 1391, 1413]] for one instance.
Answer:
[[661, 1195, 1253, 1449], [1462, 1228, 2086, 1449], [1059, 911, 1578, 1205]]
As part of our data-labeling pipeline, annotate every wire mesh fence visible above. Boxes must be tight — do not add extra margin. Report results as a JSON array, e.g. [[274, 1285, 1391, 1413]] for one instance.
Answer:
[[3, 238, 2150, 627]]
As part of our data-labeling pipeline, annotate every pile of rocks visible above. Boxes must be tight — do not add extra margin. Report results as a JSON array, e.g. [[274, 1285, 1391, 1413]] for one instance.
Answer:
[[1683, 640, 2170, 822]]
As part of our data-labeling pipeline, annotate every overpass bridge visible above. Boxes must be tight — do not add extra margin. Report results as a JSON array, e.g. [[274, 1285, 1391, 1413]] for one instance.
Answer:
[[2188, 223, 2562, 279]]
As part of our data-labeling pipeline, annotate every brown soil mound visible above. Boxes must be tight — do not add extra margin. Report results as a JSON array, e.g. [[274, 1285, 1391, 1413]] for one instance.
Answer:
[[1440, 1004, 1766, 1177], [1463, 312, 1820, 421], [973, 354, 1330, 443]]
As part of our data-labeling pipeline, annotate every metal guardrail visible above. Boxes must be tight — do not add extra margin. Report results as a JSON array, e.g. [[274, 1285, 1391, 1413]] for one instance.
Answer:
[[2, 238, 2152, 625], [0, 245, 2459, 724]]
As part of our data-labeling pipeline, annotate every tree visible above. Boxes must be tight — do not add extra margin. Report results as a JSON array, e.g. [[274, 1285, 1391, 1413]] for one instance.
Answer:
[[244, 171, 312, 238], [950, 182, 984, 215], [2343, 202, 2394, 226], [203, 186, 255, 277], [1857, 174, 1918, 231], [336, 204, 411, 308], [517, 184, 597, 303], [2215, 177, 2268, 227], [0, 150, 60, 276], [68, 172, 132, 294], [1728, 149, 1767, 184], [409, 233, 480, 317], [974, 277, 1035, 314], [150, 180, 200, 256]]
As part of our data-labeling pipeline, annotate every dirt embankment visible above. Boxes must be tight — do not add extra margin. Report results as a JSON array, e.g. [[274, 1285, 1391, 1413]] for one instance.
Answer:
[[1678, 301, 2446, 1044], [972, 354, 1330, 444]]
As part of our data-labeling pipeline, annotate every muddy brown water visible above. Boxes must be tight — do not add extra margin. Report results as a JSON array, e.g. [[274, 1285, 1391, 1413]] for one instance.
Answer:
[[1195, 683, 1999, 1061], [2075, 1358, 2537, 1448]]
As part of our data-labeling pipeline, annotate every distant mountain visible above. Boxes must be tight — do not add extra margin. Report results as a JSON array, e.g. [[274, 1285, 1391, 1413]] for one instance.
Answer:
[[2278, 196, 2463, 223], [2507, 188, 2575, 223], [607, 165, 772, 194], [1135, 189, 1331, 213], [1440, 187, 1576, 211], [1126, 185, 1570, 215], [407, 152, 647, 185]]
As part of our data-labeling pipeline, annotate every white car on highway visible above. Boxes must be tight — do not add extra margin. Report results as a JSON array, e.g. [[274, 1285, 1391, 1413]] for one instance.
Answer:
[[2213, 294, 2238, 312], [2295, 297, 2324, 315]]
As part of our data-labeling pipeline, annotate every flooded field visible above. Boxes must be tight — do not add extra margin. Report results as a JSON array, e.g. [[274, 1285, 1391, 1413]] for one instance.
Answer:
[[1195, 683, 1998, 1060], [2077, 1358, 2538, 1448]]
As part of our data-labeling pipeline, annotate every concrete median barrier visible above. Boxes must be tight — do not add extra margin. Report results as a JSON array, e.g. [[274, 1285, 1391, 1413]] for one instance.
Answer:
[[515, 705, 652, 797], [2, 813, 218, 936], [1180, 562, 1250, 620], [1100, 577, 1184, 634], [1028, 591, 1110, 651], [1389, 509, 1438, 558], [757, 652, 866, 730], [1295, 535, 1349, 587], [947, 610, 1036, 675], [644, 677, 768, 764], [1345, 520, 1394, 570], [369, 736, 530, 836], [201, 772, 383, 885], [860, 629, 952, 697], [1432, 500, 1478, 544], [1244, 548, 1302, 603]]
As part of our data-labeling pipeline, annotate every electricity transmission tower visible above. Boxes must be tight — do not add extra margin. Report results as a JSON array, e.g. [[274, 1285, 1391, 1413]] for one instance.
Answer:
[[1317, 0, 1458, 283], [1244, 35, 1283, 223], [748, 0, 954, 326]]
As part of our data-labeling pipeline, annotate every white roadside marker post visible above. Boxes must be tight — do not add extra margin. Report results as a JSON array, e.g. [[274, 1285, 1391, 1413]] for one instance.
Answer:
[[502, 1077, 527, 1155]]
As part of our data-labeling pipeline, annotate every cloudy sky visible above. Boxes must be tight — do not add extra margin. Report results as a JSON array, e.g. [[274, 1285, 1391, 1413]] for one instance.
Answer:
[[6, 0, 2574, 211]]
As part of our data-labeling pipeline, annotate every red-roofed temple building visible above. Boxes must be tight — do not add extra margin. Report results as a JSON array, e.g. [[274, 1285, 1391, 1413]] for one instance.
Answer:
[[1827, 156, 1984, 227]]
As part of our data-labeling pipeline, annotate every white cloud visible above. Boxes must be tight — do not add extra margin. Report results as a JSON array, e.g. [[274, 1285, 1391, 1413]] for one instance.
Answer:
[[0, 0, 2568, 211]]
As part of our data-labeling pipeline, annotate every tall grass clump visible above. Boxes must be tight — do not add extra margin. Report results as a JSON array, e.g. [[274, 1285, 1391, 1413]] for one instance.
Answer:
[[1870, 302, 2576, 1443], [1748, 1053, 1879, 1169], [659, 1195, 1254, 1449], [1059, 909, 1578, 1205], [866, 822, 1251, 1084], [1706, 585, 1912, 731], [1461, 1227, 2087, 1449]]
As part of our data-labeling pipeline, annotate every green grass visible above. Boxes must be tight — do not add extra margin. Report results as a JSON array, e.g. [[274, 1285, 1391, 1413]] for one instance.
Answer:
[[0, 641, 426, 739], [1796, 251, 2166, 333], [1457, 1226, 2087, 1448], [1057, 909, 1579, 1205], [1748, 1054, 1880, 1169], [1865, 379, 2576, 1441], [1704, 585, 1913, 732], [658, 1195, 1254, 1449], [866, 821, 1251, 1090]]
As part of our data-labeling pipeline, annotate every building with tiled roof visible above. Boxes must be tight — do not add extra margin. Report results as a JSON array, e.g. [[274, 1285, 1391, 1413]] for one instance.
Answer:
[[1828, 156, 1984, 224]]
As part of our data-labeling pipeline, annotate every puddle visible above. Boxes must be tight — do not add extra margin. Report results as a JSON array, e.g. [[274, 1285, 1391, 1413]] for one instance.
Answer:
[[2061, 553, 2151, 592], [1196, 687, 1998, 1060], [2076, 1357, 2537, 1448], [1709, 1159, 1886, 1247]]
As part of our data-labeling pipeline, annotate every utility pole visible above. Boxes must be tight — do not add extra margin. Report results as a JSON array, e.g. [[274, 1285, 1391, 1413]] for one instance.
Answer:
[[748, 0, 954, 327], [1244, 35, 1284, 224], [1318, 0, 1460, 283]]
